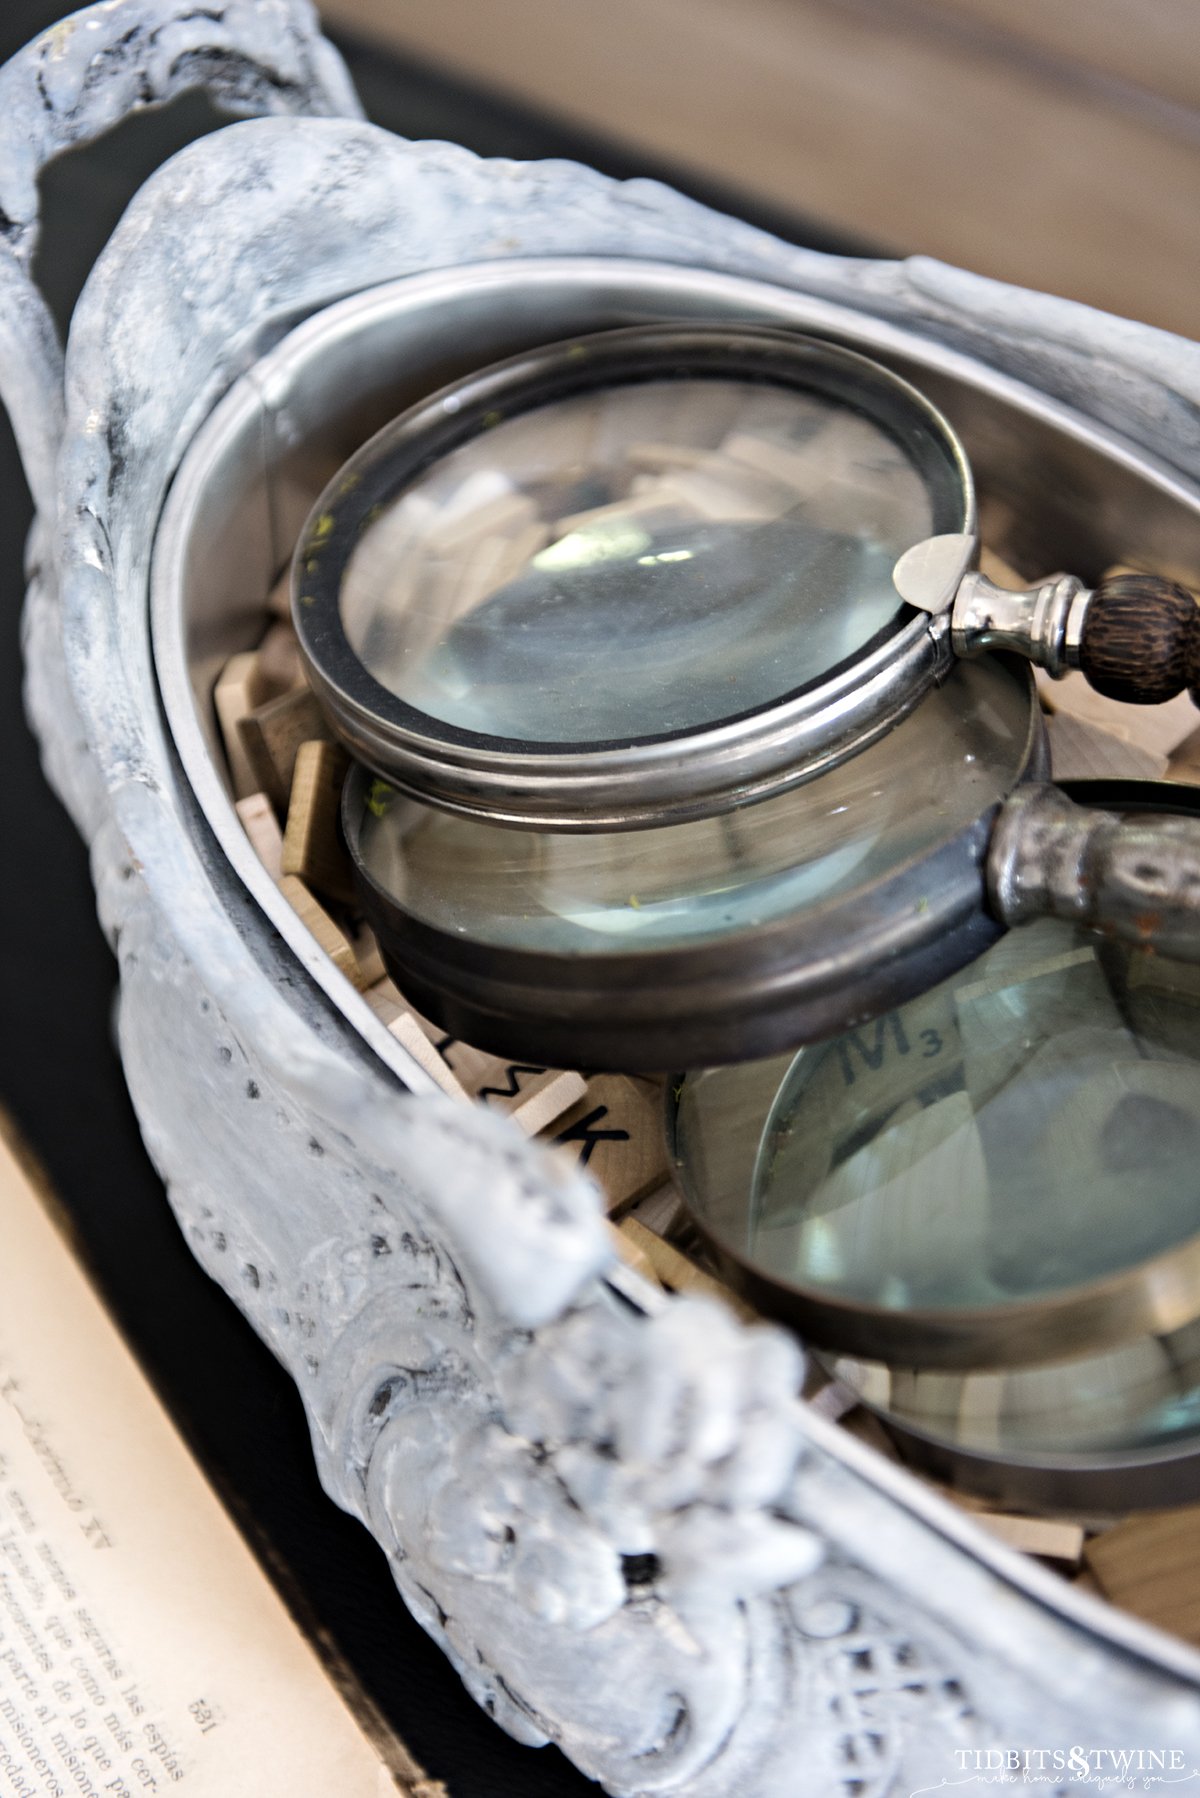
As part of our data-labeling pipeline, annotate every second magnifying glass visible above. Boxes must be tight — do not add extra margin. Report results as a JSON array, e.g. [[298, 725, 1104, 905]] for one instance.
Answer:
[[671, 781, 1200, 1506]]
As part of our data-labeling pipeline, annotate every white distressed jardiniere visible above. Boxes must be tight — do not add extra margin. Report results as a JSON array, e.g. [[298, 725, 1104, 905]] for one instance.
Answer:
[[10, 3, 1200, 1793]]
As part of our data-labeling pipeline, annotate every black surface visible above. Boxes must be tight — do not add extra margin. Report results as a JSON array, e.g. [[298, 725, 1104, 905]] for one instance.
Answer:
[[0, 7, 870, 1793]]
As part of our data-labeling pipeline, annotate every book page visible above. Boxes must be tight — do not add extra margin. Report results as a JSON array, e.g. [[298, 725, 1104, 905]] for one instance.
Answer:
[[0, 1117, 436, 1798]]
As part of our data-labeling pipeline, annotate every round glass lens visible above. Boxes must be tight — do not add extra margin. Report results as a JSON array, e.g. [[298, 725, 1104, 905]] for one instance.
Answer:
[[752, 919, 1200, 1309], [339, 376, 934, 745], [674, 912, 1200, 1338], [355, 657, 1029, 955], [827, 1317, 1200, 1459]]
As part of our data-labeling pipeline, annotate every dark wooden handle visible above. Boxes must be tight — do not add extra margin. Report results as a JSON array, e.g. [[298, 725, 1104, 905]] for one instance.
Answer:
[[1079, 571, 1200, 705]]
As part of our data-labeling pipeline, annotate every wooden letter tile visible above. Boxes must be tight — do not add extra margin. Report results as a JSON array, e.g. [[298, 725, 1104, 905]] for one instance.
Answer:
[[238, 687, 332, 812], [266, 567, 292, 619], [384, 1010, 470, 1104], [1084, 1506, 1200, 1645], [365, 988, 573, 1110], [972, 1513, 1085, 1567], [234, 792, 283, 881], [1044, 710, 1167, 781], [607, 1219, 663, 1289], [616, 1217, 757, 1322], [432, 1034, 585, 1136], [214, 651, 270, 800], [281, 739, 354, 905], [256, 619, 306, 696], [350, 925, 387, 991], [277, 874, 360, 985], [1035, 667, 1198, 764], [1169, 722, 1200, 785], [546, 1075, 668, 1214]]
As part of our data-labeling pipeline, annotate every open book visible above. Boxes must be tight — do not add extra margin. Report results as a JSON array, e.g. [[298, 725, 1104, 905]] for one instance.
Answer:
[[0, 1116, 443, 1798]]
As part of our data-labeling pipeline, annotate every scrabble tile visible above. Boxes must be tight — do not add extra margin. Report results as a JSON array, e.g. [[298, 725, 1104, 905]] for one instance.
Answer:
[[1036, 668, 1198, 763], [624, 441, 710, 474], [972, 1513, 1085, 1567], [929, 1480, 991, 1514], [364, 984, 466, 1099], [362, 979, 407, 1029], [257, 619, 305, 695], [1084, 1506, 1200, 1644], [234, 792, 283, 881], [238, 686, 332, 812], [836, 1403, 903, 1463], [645, 456, 794, 523], [616, 1216, 757, 1321], [364, 994, 582, 1129], [432, 1033, 586, 1136], [1168, 723, 1200, 784], [425, 521, 550, 625], [552, 492, 680, 536], [545, 1074, 668, 1213], [607, 1219, 662, 1288], [277, 874, 360, 985], [721, 429, 837, 495], [351, 925, 386, 991], [626, 1180, 686, 1238], [266, 568, 292, 619], [426, 488, 540, 552], [1044, 710, 1167, 781], [498, 1070, 588, 1137], [383, 1008, 470, 1103], [214, 651, 270, 800], [806, 1379, 858, 1422], [281, 739, 354, 905]]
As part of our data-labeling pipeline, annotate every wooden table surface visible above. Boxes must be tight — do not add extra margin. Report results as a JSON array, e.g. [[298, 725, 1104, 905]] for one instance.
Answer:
[[319, 0, 1200, 341]]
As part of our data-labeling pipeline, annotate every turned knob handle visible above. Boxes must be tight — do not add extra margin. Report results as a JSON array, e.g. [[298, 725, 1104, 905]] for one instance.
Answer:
[[1078, 571, 1200, 706]]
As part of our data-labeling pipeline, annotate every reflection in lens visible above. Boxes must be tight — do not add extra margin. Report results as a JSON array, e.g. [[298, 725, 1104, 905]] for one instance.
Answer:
[[340, 377, 933, 743], [752, 922, 1200, 1308]]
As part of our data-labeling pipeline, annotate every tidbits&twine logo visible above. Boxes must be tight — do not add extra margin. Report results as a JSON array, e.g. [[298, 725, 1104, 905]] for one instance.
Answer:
[[910, 1744, 1200, 1791]]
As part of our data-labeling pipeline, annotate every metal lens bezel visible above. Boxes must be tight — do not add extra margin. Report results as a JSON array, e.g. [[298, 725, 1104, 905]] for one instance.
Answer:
[[293, 324, 975, 829]]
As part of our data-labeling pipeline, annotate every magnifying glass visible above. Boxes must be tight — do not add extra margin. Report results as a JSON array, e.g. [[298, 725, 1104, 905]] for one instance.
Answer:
[[293, 325, 1200, 1068], [669, 781, 1200, 1506]]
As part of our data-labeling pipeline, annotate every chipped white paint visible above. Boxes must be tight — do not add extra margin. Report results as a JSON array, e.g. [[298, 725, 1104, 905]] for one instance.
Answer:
[[10, 3, 1200, 1793]]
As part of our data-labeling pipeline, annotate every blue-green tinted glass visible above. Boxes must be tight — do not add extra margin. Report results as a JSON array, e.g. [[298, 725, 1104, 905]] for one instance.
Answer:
[[676, 916, 1200, 1454], [749, 918, 1200, 1310], [357, 657, 1029, 956], [339, 378, 934, 744]]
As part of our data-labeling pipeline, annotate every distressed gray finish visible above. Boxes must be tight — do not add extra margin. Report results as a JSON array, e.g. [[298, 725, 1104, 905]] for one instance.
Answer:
[[12, 4, 1200, 1793], [0, 0, 360, 524]]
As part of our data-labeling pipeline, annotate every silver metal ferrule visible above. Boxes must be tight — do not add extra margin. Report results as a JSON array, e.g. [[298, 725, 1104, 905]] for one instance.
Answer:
[[988, 781, 1200, 963], [951, 570, 1090, 679]]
